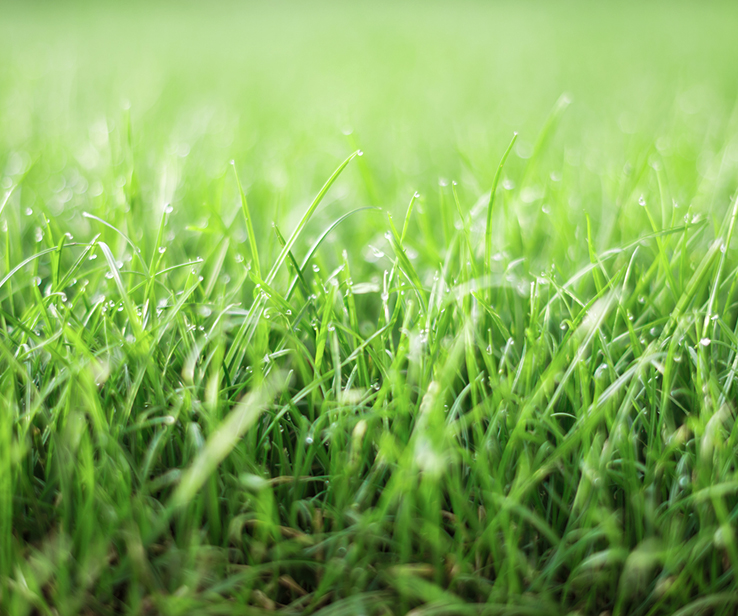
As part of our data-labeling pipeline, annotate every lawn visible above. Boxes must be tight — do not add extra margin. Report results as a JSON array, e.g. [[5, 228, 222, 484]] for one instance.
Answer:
[[3, 1, 738, 614]]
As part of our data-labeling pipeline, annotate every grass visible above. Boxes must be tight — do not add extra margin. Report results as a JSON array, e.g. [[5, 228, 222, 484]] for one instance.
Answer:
[[3, 1, 738, 614]]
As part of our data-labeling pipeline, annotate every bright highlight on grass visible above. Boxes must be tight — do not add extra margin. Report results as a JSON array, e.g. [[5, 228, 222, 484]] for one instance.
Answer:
[[3, 2, 738, 615]]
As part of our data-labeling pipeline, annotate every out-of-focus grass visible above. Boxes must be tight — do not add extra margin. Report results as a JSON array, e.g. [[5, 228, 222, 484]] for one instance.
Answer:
[[3, 1, 738, 615]]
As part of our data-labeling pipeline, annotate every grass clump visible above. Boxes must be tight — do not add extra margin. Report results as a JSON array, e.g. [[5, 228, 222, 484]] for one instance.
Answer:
[[3, 2, 738, 615]]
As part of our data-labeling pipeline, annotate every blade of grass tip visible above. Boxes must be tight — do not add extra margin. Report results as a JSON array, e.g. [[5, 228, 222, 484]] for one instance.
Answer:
[[386, 213, 428, 312], [706, 191, 738, 334], [451, 181, 478, 278], [519, 92, 572, 190], [401, 191, 419, 244], [51, 234, 67, 292], [231, 160, 261, 279], [82, 211, 150, 278], [286, 206, 380, 301], [170, 374, 282, 508], [485, 132, 518, 273], [265, 150, 360, 286]]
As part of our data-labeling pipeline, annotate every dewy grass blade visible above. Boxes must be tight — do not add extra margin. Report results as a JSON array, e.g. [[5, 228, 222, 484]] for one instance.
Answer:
[[99, 241, 143, 338], [265, 151, 360, 286], [232, 160, 262, 279], [83, 211, 150, 277], [484, 132, 517, 273]]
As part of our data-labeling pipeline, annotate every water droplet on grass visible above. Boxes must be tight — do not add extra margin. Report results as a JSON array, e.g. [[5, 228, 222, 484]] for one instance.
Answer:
[[638, 195, 646, 207], [699, 338, 711, 347], [158, 246, 166, 254]]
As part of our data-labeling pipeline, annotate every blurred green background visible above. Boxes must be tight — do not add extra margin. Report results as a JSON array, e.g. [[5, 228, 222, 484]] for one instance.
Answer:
[[3, 0, 738, 294]]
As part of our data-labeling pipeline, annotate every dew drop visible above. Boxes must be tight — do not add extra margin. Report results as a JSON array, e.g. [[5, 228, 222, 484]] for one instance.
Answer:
[[638, 195, 646, 207], [158, 246, 166, 254], [699, 338, 711, 347], [357, 150, 363, 157], [25, 207, 33, 216]]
